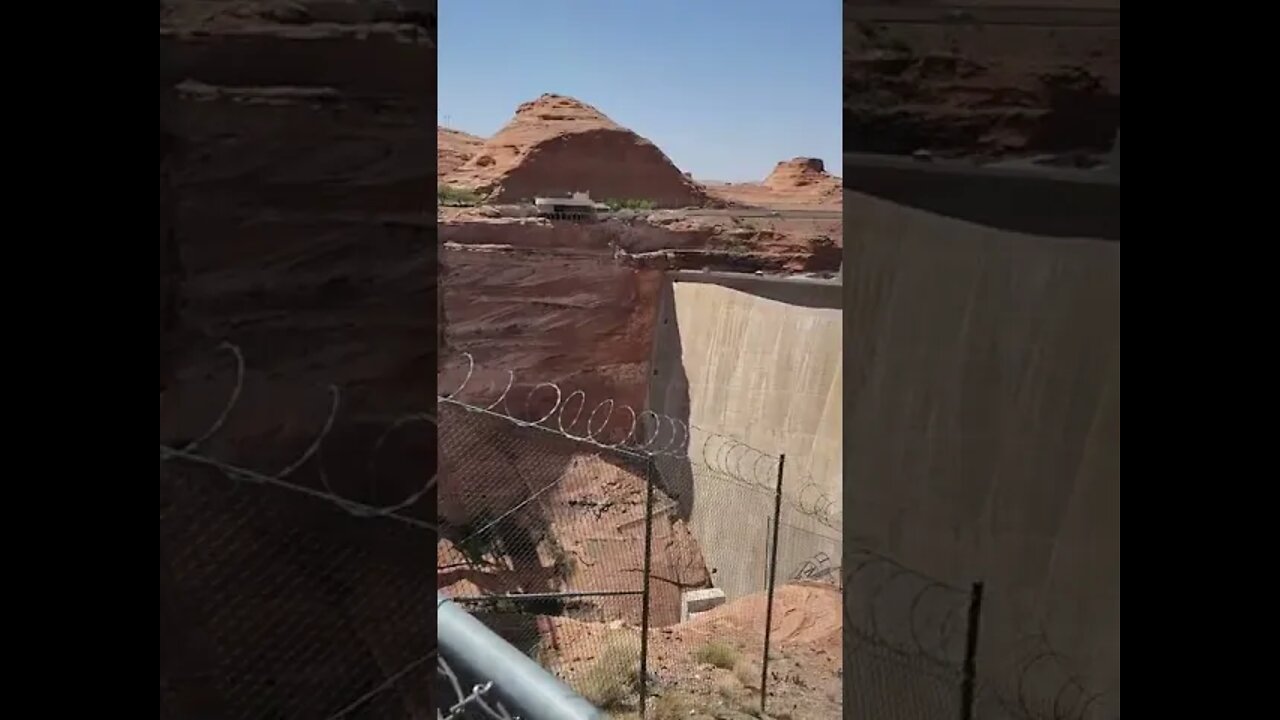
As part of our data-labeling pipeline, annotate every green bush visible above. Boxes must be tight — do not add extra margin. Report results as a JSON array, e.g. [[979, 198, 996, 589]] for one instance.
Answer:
[[604, 198, 657, 211], [438, 185, 485, 206]]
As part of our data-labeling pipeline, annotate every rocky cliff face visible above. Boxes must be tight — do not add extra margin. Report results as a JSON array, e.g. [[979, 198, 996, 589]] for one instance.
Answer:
[[442, 94, 708, 207], [161, 0, 434, 429], [438, 126, 485, 175], [762, 157, 842, 201], [438, 213, 841, 421], [846, 13, 1120, 158]]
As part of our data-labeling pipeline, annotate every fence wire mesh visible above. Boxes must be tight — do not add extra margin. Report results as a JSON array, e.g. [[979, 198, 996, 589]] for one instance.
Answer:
[[437, 399, 655, 715], [160, 345, 437, 719], [434, 656, 514, 720], [970, 636, 1121, 720], [432, 355, 1117, 720], [650, 447, 845, 719], [776, 510, 842, 587], [160, 467, 439, 718], [841, 548, 1119, 720], [437, 354, 846, 718], [845, 628, 966, 720], [840, 549, 974, 720]]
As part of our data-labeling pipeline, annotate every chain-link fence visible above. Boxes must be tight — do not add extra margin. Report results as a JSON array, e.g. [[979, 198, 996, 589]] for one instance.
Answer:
[[969, 639, 1121, 720], [435, 656, 512, 720], [841, 550, 981, 720], [649, 444, 846, 718], [437, 399, 658, 716], [160, 346, 437, 719], [436, 359, 1119, 720], [160, 466, 438, 718], [840, 551, 1119, 720], [776, 511, 842, 587], [437, 356, 846, 717]]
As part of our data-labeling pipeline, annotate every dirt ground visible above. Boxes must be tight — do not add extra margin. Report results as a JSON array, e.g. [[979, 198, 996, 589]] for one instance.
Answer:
[[703, 183, 842, 214], [539, 582, 843, 719]]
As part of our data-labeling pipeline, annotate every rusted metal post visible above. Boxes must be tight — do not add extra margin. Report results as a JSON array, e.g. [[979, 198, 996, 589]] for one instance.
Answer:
[[759, 454, 786, 715], [638, 457, 656, 718], [960, 581, 985, 720]]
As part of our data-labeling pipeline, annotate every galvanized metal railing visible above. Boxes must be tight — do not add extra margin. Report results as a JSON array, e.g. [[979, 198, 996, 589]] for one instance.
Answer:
[[437, 593, 605, 720]]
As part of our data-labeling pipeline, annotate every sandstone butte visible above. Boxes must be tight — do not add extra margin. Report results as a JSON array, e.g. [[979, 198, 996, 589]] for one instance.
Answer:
[[440, 93, 708, 208], [437, 126, 485, 176], [762, 156, 842, 201]]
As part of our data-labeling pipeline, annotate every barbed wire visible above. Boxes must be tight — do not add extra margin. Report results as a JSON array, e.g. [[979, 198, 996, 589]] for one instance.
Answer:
[[440, 352, 842, 530], [159, 342, 438, 533], [790, 473, 842, 529], [161, 346, 839, 538], [441, 353, 729, 460], [841, 546, 1119, 719], [842, 547, 973, 666], [978, 630, 1119, 720]]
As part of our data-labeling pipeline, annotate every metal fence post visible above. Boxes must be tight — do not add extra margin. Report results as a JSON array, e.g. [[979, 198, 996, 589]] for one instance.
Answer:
[[960, 581, 985, 720], [638, 457, 656, 718], [759, 454, 786, 716]]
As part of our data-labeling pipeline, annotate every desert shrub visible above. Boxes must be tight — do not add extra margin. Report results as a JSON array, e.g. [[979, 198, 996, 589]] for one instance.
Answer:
[[579, 635, 642, 709], [438, 185, 485, 206], [693, 641, 741, 670], [733, 659, 760, 689], [650, 691, 694, 719], [604, 198, 657, 211]]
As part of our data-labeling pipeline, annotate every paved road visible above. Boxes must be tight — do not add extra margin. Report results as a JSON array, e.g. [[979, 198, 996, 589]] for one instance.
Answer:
[[848, 3, 1120, 27], [678, 208, 842, 221], [843, 152, 1119, 241]]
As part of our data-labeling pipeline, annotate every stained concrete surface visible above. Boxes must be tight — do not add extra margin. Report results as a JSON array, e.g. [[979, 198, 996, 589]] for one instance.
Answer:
[[842, 189, 1120, 715], [843, 152, 1121, 240], [648, 272, 843, 601]]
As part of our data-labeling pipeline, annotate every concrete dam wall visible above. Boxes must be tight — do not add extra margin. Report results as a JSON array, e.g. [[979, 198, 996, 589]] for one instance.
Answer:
[[841, 189, 1120, 715], [648, 272, 843, 601]]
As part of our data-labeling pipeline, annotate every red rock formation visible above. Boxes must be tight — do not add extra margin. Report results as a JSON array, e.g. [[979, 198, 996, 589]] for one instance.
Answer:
[[438, 125, 485, 175], [763, 157, 842, 199], [437, 213, 840, 421], [442, 93, 708, 208], [703, 157, 842, 210]]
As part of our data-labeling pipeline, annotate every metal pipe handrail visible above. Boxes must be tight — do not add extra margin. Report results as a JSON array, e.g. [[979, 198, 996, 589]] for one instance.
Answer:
[[437, 593, 606, 720]]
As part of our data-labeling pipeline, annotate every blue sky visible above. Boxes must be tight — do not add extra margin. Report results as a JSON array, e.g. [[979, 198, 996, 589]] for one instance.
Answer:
[[438, 1, 841, 182]]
